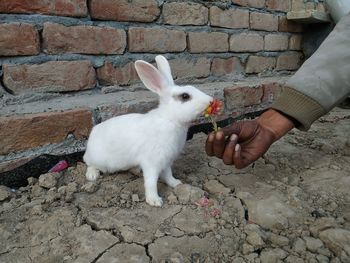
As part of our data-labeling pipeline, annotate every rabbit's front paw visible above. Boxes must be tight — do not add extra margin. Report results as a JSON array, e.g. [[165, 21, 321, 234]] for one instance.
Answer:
[[146, 195, 163, 207], [86, 166, 99, 181]]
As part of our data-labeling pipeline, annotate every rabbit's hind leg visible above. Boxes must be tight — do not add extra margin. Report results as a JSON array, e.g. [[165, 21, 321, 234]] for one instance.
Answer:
[[86, 166, 100, 181]]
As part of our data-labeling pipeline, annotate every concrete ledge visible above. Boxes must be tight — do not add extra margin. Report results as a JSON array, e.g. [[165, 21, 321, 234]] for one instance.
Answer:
[[0, 76, 289, 170]]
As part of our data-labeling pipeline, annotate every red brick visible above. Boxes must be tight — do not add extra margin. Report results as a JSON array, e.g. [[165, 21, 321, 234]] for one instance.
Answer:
[[97, 62, 139, 86], [266, 0, 290, 12], [264, 34, 289, 51], [276, 52, 303, 71], [279, 16, 303, 33], [169, 57, 211, 79], [261, 81, 282, 103], [211, 57, 243, 76], [90, 0, 160, 22], [210, 6, 249, 29], [188, 32, 229, 53], [163, 2, 208, 25], [3, 61, 96, 94], [250, 12, 279, 32], [289, 34, 302, 50], [232, 0, 265, 8], [43, 23, 126, 55], [245, 56, 276, 73], [128, 28, 186, 53], [0, 23, 39, 56], [0, 109, 93, 155], [230, 33, 264, 52], [224, 85, 264, 110], [0, 0, 87, 17]]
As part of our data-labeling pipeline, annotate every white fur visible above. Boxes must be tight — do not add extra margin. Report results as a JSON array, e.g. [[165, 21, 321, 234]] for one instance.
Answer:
[[83, 55, 212, 207]]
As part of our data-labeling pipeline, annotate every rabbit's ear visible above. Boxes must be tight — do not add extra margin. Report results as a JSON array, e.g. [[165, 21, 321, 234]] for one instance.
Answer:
[[135, 60, 168, 94], [155, 55, 174, 85]]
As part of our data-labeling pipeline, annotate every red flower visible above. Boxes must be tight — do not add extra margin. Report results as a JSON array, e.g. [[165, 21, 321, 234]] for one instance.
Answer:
[[204, 99, 222, 132], [204, 99, 222, 117]]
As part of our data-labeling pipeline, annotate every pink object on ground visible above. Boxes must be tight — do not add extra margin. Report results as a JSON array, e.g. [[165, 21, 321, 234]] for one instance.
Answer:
[[49, 160, 69, 172]]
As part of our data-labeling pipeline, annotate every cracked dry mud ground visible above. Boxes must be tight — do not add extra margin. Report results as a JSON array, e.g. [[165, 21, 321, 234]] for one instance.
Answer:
[[1, 108, 350, 263]]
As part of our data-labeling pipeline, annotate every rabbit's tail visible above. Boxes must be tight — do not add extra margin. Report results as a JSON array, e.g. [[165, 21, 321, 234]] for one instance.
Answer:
[[86, 166, 100, 181]]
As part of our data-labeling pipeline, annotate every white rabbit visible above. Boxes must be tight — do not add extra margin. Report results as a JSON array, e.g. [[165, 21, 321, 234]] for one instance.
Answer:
[[83, 55, 212, 206]]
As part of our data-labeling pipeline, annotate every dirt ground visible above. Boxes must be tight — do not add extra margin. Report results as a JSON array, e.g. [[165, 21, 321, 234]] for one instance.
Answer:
[[0, 108, 350, 263]]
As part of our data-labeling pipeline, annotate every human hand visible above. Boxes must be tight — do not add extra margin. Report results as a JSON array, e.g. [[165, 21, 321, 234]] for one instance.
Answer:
[[205, 109, 295, 169]]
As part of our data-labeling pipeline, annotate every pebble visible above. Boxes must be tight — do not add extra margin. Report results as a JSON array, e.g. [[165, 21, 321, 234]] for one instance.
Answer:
[[0, 186, 12, 201], [303, 236, 324, 253], [81, 182, 98, 193], [132, 194, 140, 202], [38, 173, 58, 189]]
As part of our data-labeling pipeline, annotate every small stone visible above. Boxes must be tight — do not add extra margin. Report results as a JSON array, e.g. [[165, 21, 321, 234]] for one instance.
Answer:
[[246, 232, 265, 248], [132, 194, 140, 202], [242, 243, 254, 255], [285, 255, 305, 263], [31, 184, 45, 197], [174, 184, 204, 204], [204, 180, 231, 195], [81, 182, 98, 193], [293, 238, 306, 253], [268, 233, 290, 246], [120, 193, 130, 200], [27, 177, 38, 186], [31, 204, 43, 215], [0, 185, 12, 201], [38, 172, 58, 189], [319, 228, 350, 258], [167, 193, 178, 204], [303, 236, 323, 252], [310, 217, 337, 237], [316, 254, 329, 263], [260, 248, 287, 263]]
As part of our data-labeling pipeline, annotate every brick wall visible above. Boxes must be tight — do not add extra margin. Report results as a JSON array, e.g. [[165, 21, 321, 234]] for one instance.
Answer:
[[0, 0, 304, 170]]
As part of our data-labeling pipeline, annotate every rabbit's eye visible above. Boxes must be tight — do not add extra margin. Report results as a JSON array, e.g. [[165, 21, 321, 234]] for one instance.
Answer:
[[179, 93, 191, 102]]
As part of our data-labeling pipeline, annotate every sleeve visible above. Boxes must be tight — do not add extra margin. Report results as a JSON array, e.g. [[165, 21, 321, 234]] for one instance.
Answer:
[[271, 13, 350, 131]]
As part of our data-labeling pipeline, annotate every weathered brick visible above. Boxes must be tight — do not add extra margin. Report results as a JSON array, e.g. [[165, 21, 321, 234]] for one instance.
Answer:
[[188, 32, 229, 53], [211, 57, 243, 76], [230, 33, 264, 52], [291, 0, 305, 11], [289, 34, 302, 50], [250, 12, 279, 32], [261, 81, 282, 103], [224, 85, 264, 110], [0, 23, 39, 56], [98, 100, 158, 122], [128, 28, 186, 53], [169, 57, 211, 79], [0, 109, 93, 155], [276, 52, 303, 71], [279, 16, 303, 33], [90, 0, 159, 22], [264, 34, 289, 51], [43, 23, 126, 55], [97, 62, 139, 86], [245, 56, 276, 73], [232, 0, 265, 8], [266, 0, 290, 12], [0, 0, 87, 17], [3, 61, 96, 94], [210, 6, 249, 29], [163, 2, 208, 25]]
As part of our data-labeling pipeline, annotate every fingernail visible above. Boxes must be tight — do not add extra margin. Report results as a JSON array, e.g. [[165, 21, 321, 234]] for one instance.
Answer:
[[208, 133, 214, 141], [235, 144, 240, 151], [230, 134, 237, 141], [215, 132, 223, 140]]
